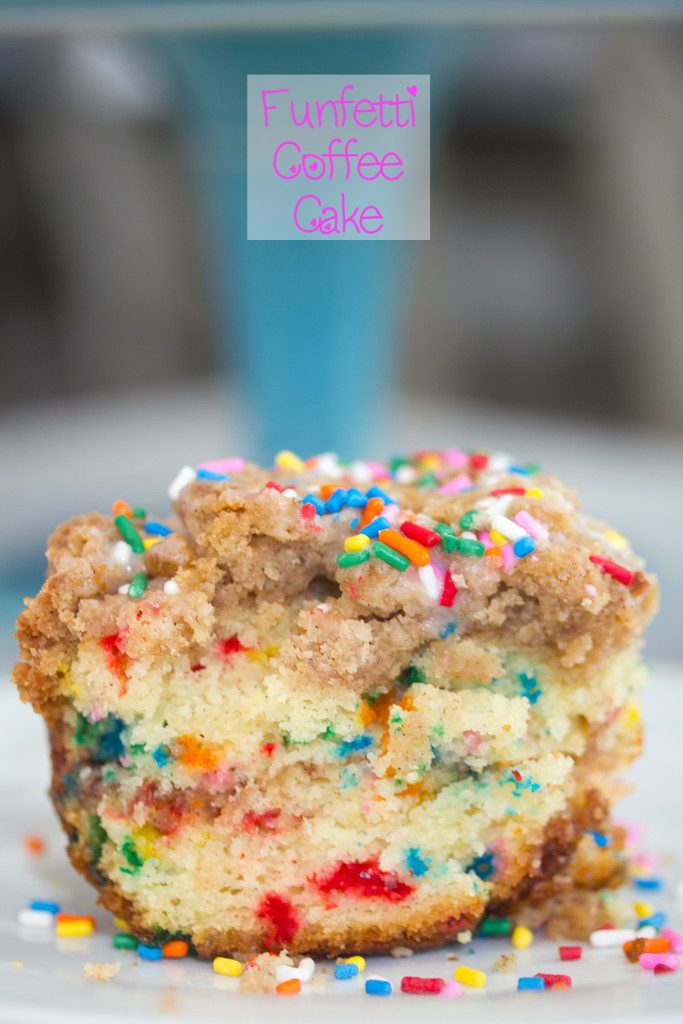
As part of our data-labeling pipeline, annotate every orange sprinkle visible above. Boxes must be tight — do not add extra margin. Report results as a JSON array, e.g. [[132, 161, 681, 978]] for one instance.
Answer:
[[377, 529, 430, 566], [112, 499, 133, 518], [176, 735, 222, 773], [276, 978, 301, 996], [624, 937, 670, 955], [23, 835, 46, 856], [163, 940, 189, 958], [319, 484, 337, 500], [357, 496, 384, 530]]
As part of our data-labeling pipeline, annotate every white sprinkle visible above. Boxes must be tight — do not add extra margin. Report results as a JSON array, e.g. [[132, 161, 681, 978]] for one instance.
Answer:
[[459, 531, 477, 541], [281, 487, 298, 499], [18, 908, 53, 929], [349, 460, 372, 484], [117, 584, 130, 596], [163, 580, 179, 595], [590, 928, 636, 947], [315, 603, 332, 613], [395, 465, 417, 484], [636, 925, 657, 938], [111, 540, 133, 565], [298, 957, 315, 981], [168, 465, 196, 500], [491, 514, 526, 542], [488, 452, 514, 472], [418, 564, 439, 601], [275, 965, 302, 984], [315, 453, 343, 479]]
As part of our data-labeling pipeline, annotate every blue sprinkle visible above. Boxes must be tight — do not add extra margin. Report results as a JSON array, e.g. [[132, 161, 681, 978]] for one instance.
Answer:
[[639, 911, 667, 929], [29, 900, 60, 915], [585, 829, 610, 848], [519, 672, 542, 705], [405, 847, 430, 877], [514, 536, 536, 558], [350, 516, 359, 529], [144, 521, 172, 537], [345, 488, 368, 508], [325, 488, 348, 514], [359, 515, 390, 539], [138, 944, 163, 961], [366, 485, 396, 505], [336, 735, 373, 759], [334, 963, 359, 980], [466, 851, 496, 880], [302, 494, 324, 514], [196, 468, 228, 481], [634, 878, 662, 890], [152, 744, 170, 767], [508, 464, 531, 476], [366, 978, 392, 996], [439, 621, 457, 639], [518, 977, 544, 991]]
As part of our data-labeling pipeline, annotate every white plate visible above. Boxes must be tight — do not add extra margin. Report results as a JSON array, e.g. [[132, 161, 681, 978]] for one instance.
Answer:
[[1, 663, 682, 1024]]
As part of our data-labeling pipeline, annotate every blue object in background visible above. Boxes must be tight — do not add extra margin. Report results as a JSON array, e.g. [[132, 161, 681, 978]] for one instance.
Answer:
[[161, 31, 471, 461]]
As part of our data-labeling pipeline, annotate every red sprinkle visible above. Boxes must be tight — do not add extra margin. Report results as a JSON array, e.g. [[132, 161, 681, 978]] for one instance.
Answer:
[[100, 631, 130, 696], [589, 554, 634, 587], [400, 520, 440, 548], [316, 858, 414, 903], [535, 973, 572, 988], [264, 481, 285, 492], [217, 635, 249, 661], [654, 964, 674, 975], [261, 742, 276, 758], [400, 976, 446, 994], [469, 453, 489, 470], [559, 946, 582, 961], [440, 571, 457, 608], [256, 892, 299, 948], [490, 487, 525, 497], [300, 503, 316, 520]]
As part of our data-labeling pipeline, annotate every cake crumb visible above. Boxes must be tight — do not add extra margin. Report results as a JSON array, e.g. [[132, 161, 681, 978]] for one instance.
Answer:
[[494, 953, 517, 972], [239, 951, 293, 993], [390, 946, 414, 958], [83, 961, 121, 981]]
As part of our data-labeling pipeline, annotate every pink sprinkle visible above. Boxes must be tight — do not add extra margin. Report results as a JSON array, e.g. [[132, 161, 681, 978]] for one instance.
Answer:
[[661, 929, 683, 954], [585, 584, 598, 596], [437, 474, 472, 495], [439, 980, 463, 998], [501, 543, 516, 572], [640, 953, 680, 972], [514, 509, 548, 541], [443, 448, 468, 470], [199, 457, 245, 474], [365, 461, 390, 480], [478, 531, 493, 550]]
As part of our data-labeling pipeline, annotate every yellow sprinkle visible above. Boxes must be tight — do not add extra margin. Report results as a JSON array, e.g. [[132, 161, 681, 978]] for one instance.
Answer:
[[343, 955, 366, 972], [633, 901, 654, 918], [213, 957, 243, 977], [489, 529, 508, 547], [454, 965, 486, 987], [511, 925, 533, 949], [56, 919, 94, 938], [114, 917, 130, 932], [275, 450, 305, 472], [132, 824, 160, 860], [604, 528, 627, 549], [143, 537, 161, 549], [525, 487, 543, 499], [420, 454, 441, 471], [624, 702, 641, 726], [344, 534, 370, 552]]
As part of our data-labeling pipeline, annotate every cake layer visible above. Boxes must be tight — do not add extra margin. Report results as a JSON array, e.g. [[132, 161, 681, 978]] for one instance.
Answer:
[[14, 449, 658, 955]]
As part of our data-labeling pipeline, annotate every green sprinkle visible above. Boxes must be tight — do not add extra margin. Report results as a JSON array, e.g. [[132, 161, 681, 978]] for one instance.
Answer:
[[128, 572, 148, 600], [371, 541, 410, 571], [114, 514, 144, 554], [120, 838, 144, 874], [434, 522, 458, 553], [416, 472, 438, 489], [479, 917, 512, 936], [388, 456, 410, 473], [132, 506, 146, 519], [459, 510, 477, 530], [337, 549, 370, 569], [88, 815, 107, 864], [401, 664, 425, 685], [457, 537, 485, 557], [113, 932, 138, 949]]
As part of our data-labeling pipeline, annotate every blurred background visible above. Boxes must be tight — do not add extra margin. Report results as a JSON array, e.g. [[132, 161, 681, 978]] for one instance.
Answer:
[[1, 2, 682, 673]]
